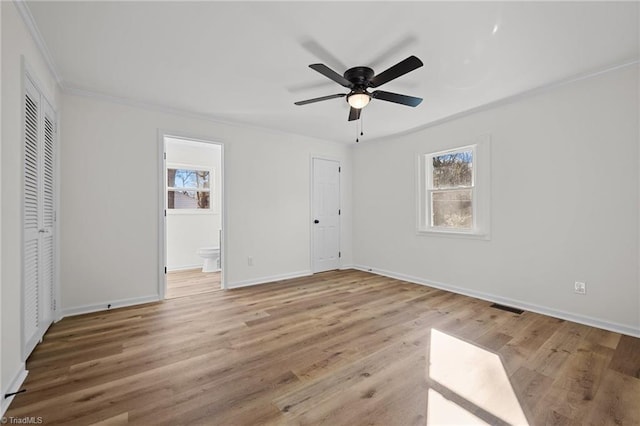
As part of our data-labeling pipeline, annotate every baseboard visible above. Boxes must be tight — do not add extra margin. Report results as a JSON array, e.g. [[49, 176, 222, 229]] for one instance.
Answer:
[[1, 364, 28, 417], [226, 270, 312, 289], [60, 295, 161, 319], [353, 265, 640, 338], [339, 264, 355, 270], [167, 264, 202, 272]]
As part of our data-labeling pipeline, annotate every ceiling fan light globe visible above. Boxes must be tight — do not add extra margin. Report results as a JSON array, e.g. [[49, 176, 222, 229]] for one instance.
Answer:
[[347, 93, 371, 109]]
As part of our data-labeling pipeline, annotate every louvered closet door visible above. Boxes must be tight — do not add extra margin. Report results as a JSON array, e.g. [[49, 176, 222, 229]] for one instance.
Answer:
[[23, 77, 56, 357], [23, 79, 41, 355], [41, 103, 56, 327]]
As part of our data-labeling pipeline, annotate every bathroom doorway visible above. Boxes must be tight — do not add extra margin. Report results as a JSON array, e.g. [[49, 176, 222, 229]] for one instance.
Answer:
[[160, 134, 225, 299]]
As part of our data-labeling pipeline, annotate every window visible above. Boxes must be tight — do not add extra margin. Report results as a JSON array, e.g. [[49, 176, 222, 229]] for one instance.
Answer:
[[167, 167, 211, 210], [430, 148, 474, 230], [418, 136, 490, 238]]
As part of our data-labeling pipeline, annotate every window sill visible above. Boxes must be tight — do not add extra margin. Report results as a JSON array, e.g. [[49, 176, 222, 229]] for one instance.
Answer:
[[417, 228, 490, 241], [166, 210, 217, 216]]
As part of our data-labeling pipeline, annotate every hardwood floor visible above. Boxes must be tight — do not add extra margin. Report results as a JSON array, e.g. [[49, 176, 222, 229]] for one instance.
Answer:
[[6, 270, 640, 425], [166, 268, 221, 299]]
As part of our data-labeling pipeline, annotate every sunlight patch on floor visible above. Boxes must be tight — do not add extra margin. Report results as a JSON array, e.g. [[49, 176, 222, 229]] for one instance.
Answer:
[[427, 388, 491, 425], [427, 328, 529, 426]]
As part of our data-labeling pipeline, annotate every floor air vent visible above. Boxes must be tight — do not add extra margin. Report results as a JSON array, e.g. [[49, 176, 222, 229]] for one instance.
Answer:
[[490, 303, 524, 315]]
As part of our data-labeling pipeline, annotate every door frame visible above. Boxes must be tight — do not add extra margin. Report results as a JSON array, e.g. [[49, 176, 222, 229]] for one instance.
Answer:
[[309, 155, 342, 273], [157, 131, 227, 299]]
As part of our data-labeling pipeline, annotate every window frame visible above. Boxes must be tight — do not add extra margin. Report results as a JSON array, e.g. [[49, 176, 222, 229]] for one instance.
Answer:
[[166, 162, 215, 214], [417, 136, 490, 240]]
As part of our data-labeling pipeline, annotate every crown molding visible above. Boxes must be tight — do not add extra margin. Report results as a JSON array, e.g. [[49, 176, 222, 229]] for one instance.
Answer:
[[364, 59, 640, 144], [64, 58, 638, 148], [13, 0, 63, 86], [61, 83, 348, 147]]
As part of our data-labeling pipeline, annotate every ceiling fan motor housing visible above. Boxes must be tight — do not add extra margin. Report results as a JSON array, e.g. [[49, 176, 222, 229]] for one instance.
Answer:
[[344, 66, 374, 104], [344, 66, 374, 87]]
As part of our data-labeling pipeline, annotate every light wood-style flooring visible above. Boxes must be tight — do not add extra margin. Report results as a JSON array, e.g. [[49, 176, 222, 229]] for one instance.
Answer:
[[166, 269, 221, 299], [6, 270, 640, 425]]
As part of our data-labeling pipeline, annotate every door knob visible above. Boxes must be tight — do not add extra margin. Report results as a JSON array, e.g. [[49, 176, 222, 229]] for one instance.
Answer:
[[314, 220, 320, 224]]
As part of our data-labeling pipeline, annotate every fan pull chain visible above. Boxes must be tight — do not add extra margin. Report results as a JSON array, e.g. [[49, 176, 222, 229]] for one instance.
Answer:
[[355, 115, 365, 143]]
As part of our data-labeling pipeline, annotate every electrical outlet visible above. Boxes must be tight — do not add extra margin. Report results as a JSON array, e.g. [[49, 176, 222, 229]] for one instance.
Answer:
[[574, 281, 586, 295], [248, 256, 253, 266]]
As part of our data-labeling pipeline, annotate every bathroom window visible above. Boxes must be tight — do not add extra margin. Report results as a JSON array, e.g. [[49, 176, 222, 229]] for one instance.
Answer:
[[167, 167, 211, 210]]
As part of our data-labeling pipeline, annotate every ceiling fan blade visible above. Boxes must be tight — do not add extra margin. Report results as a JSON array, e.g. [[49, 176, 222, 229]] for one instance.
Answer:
[[294, 93, 346, 106], [309, 64, 353, 88], [348, 107, 361, 121], [369, 56, 423, 88], [372, 90, 423, 107]]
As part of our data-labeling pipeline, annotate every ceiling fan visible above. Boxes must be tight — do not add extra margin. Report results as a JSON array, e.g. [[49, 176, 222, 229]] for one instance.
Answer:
[[294, 56, 424, 121]]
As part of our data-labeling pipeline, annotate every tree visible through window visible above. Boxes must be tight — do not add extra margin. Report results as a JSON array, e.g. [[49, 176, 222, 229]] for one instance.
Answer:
[[167, 168, 211, 209], [429, 148, 474, 229]]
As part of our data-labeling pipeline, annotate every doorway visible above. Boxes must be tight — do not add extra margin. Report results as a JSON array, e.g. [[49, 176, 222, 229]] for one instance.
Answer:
[[311, 157, 341, 273], [160, 134, 224, 299]]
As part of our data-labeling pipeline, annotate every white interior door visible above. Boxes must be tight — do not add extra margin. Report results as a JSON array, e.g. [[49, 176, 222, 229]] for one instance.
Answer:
[[23, 76, 56, 357], [312, 158, 340, 273]]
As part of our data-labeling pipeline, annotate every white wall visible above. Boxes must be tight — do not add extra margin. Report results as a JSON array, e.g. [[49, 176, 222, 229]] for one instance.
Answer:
[[1, 0, 60, 410], [353, 65, 639, 335], [59, 93, 353, 311], [165, 138, 221, 270]]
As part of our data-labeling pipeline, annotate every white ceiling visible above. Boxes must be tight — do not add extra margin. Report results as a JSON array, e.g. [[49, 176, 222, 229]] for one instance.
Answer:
[[26, 1, 639, 143]]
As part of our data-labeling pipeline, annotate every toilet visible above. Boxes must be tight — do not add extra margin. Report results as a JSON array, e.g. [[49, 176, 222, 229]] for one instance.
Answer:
[[197, 247, 220, 272]]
